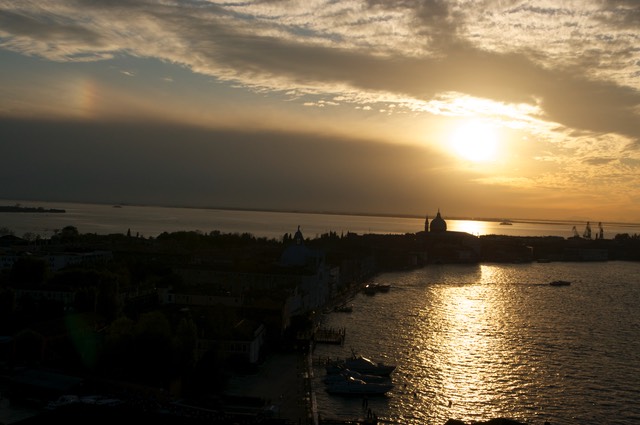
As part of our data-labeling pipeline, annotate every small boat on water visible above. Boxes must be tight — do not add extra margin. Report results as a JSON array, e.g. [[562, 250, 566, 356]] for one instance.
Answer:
[[363, 284, 377, 295], [345, 354, 395, 376], [325, 376, 394, 396], [363, 283, 391, 295], [376, 283, 391, 293], [324, 368, 391, 384], [549, 280, 571, 286], [326, 350, 396, 377]]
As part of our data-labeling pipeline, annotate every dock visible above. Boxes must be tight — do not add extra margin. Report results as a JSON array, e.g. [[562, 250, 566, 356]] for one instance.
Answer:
[[313, 327, 346, 345]]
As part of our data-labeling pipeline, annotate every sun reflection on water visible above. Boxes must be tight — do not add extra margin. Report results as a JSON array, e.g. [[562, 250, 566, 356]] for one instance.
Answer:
[[437, 285, 494, 418], [447, 220, 491, 236]]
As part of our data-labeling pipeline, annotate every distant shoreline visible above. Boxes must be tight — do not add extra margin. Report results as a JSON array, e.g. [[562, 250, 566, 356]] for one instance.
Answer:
[[0, 205, 66, 213], [2, 198, 639, 227]]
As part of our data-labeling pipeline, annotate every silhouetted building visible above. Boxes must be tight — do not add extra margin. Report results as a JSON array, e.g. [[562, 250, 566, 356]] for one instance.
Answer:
[[429, 209, 447, 233], [165, 226, 332, 342], [420, 210, 480, 264]]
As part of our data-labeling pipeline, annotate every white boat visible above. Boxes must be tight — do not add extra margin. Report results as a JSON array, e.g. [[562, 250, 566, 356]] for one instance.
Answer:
[[325, 376, 394, 395], [341, 351, 396, 376], [324, 368, 391, 384]]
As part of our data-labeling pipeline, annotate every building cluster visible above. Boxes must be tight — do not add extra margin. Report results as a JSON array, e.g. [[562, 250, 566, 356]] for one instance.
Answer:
[[0, 227, 346, 373]]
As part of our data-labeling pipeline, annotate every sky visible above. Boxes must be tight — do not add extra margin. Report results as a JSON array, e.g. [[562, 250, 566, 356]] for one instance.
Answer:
[[1, 1, 639, 223]]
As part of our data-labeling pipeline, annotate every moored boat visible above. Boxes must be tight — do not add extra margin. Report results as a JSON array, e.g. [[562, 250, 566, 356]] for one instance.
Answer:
[[362, 283, 391, 295], [376, 283, 391, 293], [344, 354, 396, 376], [324, 367, 391, 384], [325, 350, 396, 376], [363, 284, 377, 295], [325, 376, 394, 396]]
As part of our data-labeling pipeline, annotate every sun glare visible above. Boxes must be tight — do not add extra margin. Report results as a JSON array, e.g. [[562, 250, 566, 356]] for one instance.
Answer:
[[450, 120, 498, 162]]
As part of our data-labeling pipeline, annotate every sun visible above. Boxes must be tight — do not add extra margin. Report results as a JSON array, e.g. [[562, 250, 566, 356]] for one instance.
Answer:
[[450, 120, 499, 162]]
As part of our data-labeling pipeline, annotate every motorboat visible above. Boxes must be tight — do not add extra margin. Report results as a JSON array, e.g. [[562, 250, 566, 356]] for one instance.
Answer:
[[325, 376, 394, 396], [549, 280, 571, 286], [363, 283, 391, 295], [324, 368, 391, 384], [342, 351, 396, 376], [376, 283, 391, 293], [363, 284, 377, 295]]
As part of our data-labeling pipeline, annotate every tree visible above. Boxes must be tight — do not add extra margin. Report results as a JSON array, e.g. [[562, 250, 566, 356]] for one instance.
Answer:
[[131, 311, 176, 385], [99, 316, 135, 374], [175, 316, 198, 371], [95, 275, 121, 321], [0, 288, 16, 332], [13, 329, 45, 366], [10, 256, 48, 285], [0, 226, 14, 236]]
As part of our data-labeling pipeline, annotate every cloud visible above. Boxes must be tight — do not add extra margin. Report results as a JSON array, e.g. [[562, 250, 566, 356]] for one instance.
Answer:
[[1, 1, 637, 142], [0, 117, 458, 215]]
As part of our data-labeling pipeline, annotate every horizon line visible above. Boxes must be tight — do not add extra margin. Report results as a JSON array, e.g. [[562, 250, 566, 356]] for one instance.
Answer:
[[2, 198, 639, 227]]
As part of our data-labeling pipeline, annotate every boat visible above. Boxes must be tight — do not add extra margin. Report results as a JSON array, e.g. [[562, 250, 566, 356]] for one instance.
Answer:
[[549, 280, 571, 286], [363, 284, 377, 295], [324, 352, 396, 377], [376, 283, 391, 293], [325, 376, 394, 396], [500, 220, 513, 225], [362, 283, 391, 295], [324, 367, 391, 384], [339, 350, 396, 376]]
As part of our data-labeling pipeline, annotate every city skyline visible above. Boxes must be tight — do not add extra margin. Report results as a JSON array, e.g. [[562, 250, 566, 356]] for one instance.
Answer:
[[1, 1, 639, 223]]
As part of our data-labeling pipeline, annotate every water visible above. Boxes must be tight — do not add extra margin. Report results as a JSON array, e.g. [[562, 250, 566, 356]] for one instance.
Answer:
[[2, 199, 639, 240], [312, 262, 640, 425]]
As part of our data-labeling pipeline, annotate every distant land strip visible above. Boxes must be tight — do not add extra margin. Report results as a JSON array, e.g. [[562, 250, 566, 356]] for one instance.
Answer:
[[0, 205, 65, 213]]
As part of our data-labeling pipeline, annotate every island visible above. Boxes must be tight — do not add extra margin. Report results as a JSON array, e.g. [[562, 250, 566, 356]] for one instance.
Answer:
[[0, 204, 66, 213]]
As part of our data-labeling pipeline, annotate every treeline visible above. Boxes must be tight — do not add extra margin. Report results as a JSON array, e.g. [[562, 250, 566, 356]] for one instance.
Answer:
[[0, 204, 65, 213]]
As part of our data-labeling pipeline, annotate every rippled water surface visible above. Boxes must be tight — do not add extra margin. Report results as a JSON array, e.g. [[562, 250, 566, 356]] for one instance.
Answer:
[[312, 262, 640, 425]]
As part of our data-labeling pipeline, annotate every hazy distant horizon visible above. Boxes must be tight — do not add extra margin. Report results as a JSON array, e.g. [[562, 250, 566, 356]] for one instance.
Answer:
[[3, 197, 639, 228]]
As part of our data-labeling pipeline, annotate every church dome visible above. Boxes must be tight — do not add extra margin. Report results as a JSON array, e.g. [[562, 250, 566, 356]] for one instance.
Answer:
[[280, 226, 318, 267], [430, 210, 447, 232]]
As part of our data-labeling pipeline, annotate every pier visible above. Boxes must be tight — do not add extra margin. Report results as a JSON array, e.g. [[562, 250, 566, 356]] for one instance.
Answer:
[[313, 327, 346, 345], [297, 327, 346, 347]]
